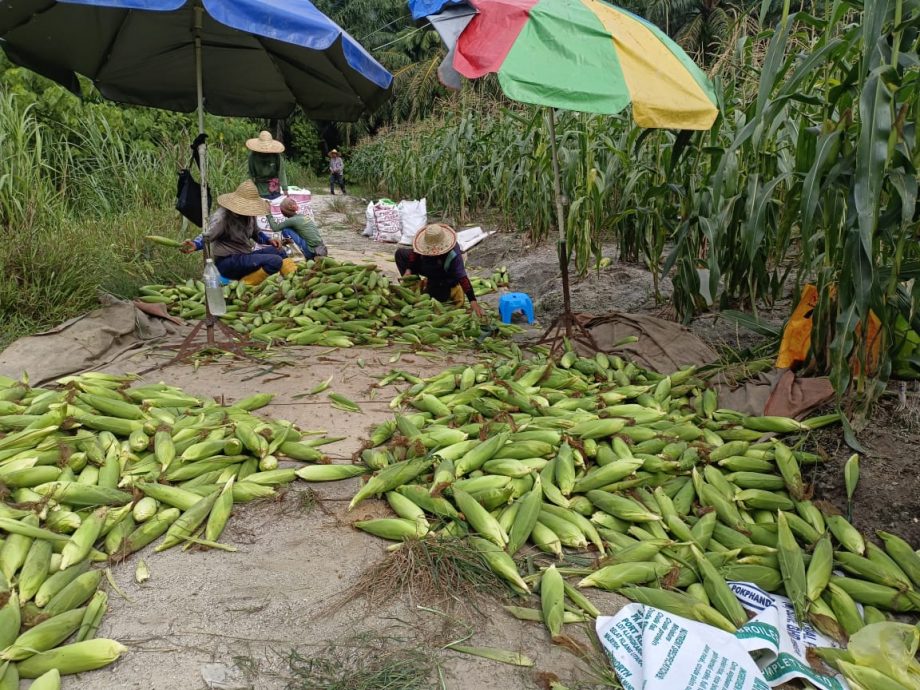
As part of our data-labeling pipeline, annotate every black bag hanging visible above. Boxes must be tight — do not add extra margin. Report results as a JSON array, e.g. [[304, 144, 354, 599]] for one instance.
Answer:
[[175, 133, 213, 227]]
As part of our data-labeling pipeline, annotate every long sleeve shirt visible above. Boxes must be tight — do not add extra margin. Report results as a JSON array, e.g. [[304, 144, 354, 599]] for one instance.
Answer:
[[402, 249, 476, 304], [193, 208, 270, 257], [266, 214, 324, 249], [329, 157, 344, 174], [248, 152, 288, 196]]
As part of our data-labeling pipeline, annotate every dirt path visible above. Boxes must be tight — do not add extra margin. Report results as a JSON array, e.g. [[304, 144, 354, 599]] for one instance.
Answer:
[[66, 341, 616, 690]]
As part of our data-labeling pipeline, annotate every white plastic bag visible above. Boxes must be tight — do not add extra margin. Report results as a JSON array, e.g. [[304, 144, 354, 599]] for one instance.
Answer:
[[397, 198, 427, 245], [363, 201, 376, 238], [373, 203, 402, 243]]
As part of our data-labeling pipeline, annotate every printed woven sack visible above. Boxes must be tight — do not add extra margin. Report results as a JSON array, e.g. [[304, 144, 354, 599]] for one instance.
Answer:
[[373, 204, 402, 243]]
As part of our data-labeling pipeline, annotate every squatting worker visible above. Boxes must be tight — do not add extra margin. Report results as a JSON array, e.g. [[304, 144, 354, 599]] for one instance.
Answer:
[[247, 131, 288, 199], [395, 223, 483, 318], [181, 180, 295, 284], [328, 149, 346, 195], [266, 198, 328, 260]]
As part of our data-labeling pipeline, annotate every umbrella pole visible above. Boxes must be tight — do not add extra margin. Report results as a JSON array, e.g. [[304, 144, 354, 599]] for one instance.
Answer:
[[546, 108, 572, 337], [536, 108, 600, 355], [142, 7, 263, 375], [194, 5, 215, 347]]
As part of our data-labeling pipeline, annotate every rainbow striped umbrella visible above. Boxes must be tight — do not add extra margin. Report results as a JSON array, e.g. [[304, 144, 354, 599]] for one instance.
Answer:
[[452, 0, 718, 129], [415, 0, 719, 347]]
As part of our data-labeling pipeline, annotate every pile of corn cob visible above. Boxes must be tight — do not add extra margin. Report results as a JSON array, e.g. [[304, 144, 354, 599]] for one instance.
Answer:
[[138, 257, 520, 353], [0, 371, 351, 684], [470, 267, 511, 296], [307, 351, 920, 668]]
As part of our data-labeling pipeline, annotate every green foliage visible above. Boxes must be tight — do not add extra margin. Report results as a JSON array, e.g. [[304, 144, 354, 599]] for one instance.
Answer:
[[0, 55, 310, 350], [351, 0, 919, 404], [288, 113, 325, 173]]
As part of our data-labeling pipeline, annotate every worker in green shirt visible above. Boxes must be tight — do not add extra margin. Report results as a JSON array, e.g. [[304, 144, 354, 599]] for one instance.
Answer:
[[266, 198, 328, 259], [246, 131, 288, 199]]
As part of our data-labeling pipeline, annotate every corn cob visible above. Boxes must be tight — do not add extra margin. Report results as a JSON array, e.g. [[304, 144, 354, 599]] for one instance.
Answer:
[[806, 533, 833, 604], [618, 586, 736, 633], [354, 518, 426, 540], [27, 669, 61, 690], [44, 569, 102, 616], [776, 511, 808, 623], [834, 551, 913, 591], [692, 546, 748, 627], [877, 531, 920, 588], [205, 478, 235, 543], [0, 513, 37, 580], [120, 508, 180, 556], [826, 514, 865, 555], [35, 560, 91, 608], [828, 576, 917, 612], [155, 492, 220, 552], [824, 581, 864, 636], [540, 565, 564, 641], [578, 562, 672, 591], [452, 488, 507, 547], [349, 458, 433, 510], [17, 638, 127, 678], [469, 537, 528, 593], [2, 607, 85, 660], [502, 605, 588, 623], [530, 521, 563, 558], [18, 537, 53, 603], [60, 507, 107, 570]]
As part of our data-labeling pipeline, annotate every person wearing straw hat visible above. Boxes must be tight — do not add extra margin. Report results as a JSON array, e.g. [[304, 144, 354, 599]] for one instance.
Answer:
[[180, 180, 296, 286], [328, 149, 346, 195], [247, 130, 288, 199], [395, 223, 483, 317]]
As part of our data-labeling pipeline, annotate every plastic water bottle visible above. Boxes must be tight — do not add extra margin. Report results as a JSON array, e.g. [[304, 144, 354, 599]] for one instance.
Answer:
[[203, 258, 227, 316]]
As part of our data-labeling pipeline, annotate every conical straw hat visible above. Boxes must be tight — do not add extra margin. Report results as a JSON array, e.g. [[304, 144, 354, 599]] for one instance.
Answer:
[[246, 130, 285, 154], [413, 223, 457, 256], [217, 180, 270, 217]]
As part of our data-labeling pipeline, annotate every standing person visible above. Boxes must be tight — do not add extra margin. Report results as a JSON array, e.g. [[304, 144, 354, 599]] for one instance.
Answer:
[[394, 223, 483, 317], [247, 131, 288, 199], [328, 149, 346, 195], [181, 180, 295, 285], [266, 198, 328, 259]]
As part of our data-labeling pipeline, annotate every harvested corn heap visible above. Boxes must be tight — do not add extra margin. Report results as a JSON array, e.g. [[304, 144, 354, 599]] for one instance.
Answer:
[[0, 372, 358, 682], [313, 351, 920, 682], [139, 257, 521, 353]]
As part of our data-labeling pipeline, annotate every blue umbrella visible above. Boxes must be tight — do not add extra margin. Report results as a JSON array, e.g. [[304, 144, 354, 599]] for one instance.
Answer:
[[0, 0, 393, 342], [1, 0, 392, 120]]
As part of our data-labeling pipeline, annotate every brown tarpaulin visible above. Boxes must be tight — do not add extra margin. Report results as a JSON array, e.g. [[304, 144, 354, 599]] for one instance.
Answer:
[[570, 312, 834, 419], [0, 300, 183, 385]]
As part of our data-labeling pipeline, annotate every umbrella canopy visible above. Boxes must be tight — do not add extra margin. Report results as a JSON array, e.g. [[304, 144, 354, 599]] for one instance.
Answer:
[[408, 0, 468, 20], [451, 0, 718, 129], [0, 0, 393, 121]]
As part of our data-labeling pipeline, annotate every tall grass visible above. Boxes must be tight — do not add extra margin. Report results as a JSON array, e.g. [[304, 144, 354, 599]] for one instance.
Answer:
[[0, 87, 310, 350]]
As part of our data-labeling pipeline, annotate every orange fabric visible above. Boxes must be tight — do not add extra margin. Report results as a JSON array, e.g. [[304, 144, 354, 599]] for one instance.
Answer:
[[776, 284, 881, 375], [777, 285, 819, 369], [280, 258, 297, 276], [240, 268, 269, 286]]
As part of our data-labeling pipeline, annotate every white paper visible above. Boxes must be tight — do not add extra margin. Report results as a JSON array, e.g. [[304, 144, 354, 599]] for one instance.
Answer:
[[596, 604, 770, 690], [596, 583, 849, 690], [456, 226, 494, 252], [728, 582, 848, 690]]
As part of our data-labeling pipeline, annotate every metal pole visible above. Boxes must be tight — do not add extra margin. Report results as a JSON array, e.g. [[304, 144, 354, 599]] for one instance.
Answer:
[[546, 108, 573, 337], [194, 4, 215, 345]]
